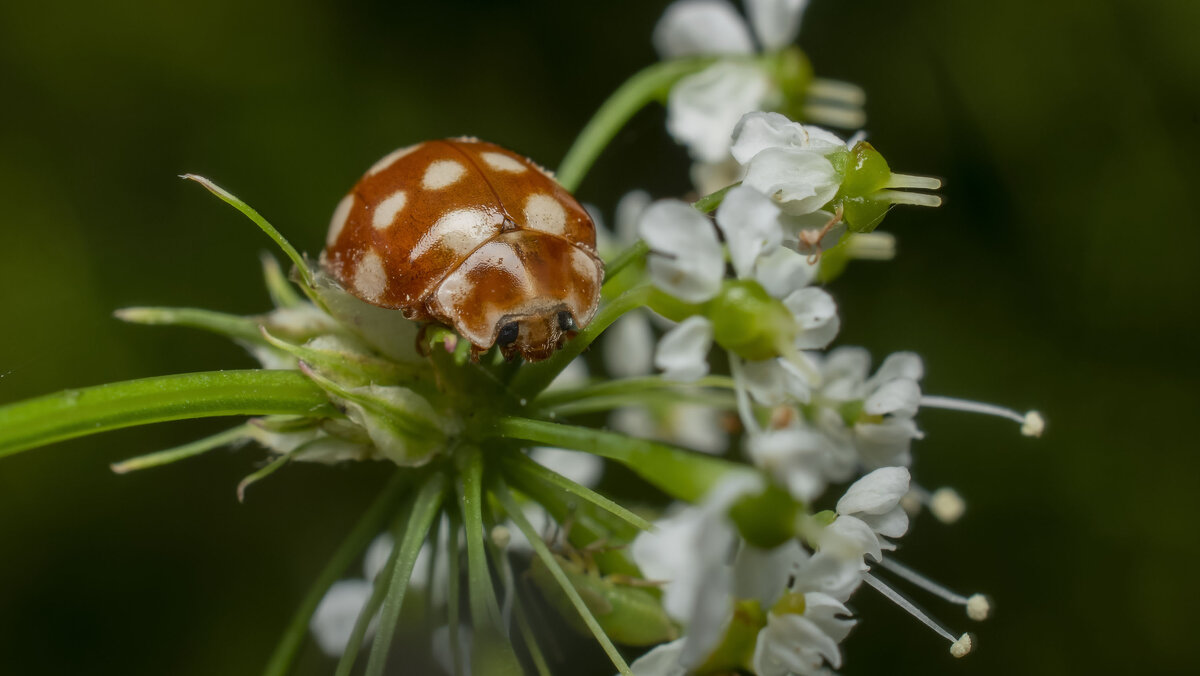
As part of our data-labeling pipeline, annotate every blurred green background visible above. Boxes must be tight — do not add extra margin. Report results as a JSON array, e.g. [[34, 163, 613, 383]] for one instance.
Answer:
[[1, 0, 1196, 674]]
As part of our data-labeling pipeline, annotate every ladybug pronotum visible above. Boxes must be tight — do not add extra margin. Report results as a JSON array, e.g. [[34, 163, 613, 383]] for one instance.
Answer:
[[321, 138, 603, 362]]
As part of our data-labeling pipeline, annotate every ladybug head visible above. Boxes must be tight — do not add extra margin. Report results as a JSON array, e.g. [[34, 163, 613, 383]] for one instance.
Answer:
[[494, 309, 579, 362]]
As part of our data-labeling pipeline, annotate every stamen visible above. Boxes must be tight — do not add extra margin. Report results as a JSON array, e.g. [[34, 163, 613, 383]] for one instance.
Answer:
[[877, 558, 990, 621], [728, 354, 763, 436], [871, 189, 943, 208], [920, 396, 1045, 437], [929, 487, 966, 524], [808, 78, 867, 107], [950, 633, 975, 658], [885, 173, 942, 190], [801, 103, 867, 130], [863, 572, 965, 650], [844, 232, 896, 261]]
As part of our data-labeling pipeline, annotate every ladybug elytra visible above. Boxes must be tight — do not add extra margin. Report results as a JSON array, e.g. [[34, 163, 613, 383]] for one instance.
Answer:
[[321, 138, 603, 362]]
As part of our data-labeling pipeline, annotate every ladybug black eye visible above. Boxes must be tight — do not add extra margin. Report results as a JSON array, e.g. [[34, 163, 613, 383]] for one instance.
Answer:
[[557, 311, 576, 332], [497, 322, 520, 346]]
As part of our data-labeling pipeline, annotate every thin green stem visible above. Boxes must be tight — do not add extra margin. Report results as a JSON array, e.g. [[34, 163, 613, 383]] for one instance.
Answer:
[[490, 417, 750, 504], [692, 182, 740, 214], [110, 424, 251, 474], [512, 592, 552, 676], [182, 175, 319, 298], [603, 240, 649, 281], [500, 451, 653, 533], [446, 508, 464, 676], [493, 480, 632, 676], [365, 473, 447, 676], [0, 370, 334, 458], [261, 472, 409, 676], [457, 447, 503, 630], [542, 391, 737, 417], [114, 306, 267, 345], [556, 58, 713, 192], [535, 375, 736, 408], [512, 284, 652, 398], [261, 252, 305, 309]]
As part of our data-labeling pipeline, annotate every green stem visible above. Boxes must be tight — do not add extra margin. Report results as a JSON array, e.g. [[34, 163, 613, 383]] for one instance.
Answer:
[[365, 473, 447, 676], [603, 240, 649, 281], [534, 375, 736, 408], [556, 58, 714, 193], [692, 182, 740, 214], [542, 391, 737, 418], [110, 424, 251, 474], [493, 480, 632, 676], [261, 471, 409, 676], [500, 451, 652, 533], [446, 508, 465, 676], [490, 417, 751, 504], [512, 284, 652, 398], [0, 370, 334, 458], [457, 447, 503, 630], [115, 306, 267, 345]]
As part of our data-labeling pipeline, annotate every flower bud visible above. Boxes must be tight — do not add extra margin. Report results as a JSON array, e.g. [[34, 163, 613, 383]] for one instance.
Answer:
[[707, 279, 796, 361]]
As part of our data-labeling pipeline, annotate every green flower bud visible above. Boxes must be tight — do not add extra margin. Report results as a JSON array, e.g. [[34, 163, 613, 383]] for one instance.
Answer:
[[707, 279, 795, 361]]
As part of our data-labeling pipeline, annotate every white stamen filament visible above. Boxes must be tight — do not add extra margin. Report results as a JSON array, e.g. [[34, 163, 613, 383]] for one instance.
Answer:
[[871, 189, 943, 208], [920, 396, 1045, 437], [728, 353, 763, 436], [877, 557, 990, 621], [885, 173, 942, 190], [863, 572, 964, 649], [801, 103, 867, 130], [844, 232, 896, 260], [808, 78, 867, 107]]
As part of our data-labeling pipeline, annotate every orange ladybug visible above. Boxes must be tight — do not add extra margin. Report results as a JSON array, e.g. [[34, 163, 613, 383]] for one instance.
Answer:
[[321, 138, 603, 362]]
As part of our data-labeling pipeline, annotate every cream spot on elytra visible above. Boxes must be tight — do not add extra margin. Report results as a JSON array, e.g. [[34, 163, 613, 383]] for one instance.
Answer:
[[327, 193, 355, 246], [523, 193, 568, 236], [353, 250, 388, 303], [411, 208, 502, 259], [481, 151, 528, 173], [372, 190, 407, 231], [366, 144, 421, 176], [422, 160, 467, 190]]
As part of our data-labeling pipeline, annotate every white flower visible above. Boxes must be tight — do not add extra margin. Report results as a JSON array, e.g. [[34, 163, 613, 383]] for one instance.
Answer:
[[611, 402, 731, 455], [309, 579, 374, 657], [654, 315, 715, 381], [731, 111, 847, 164], [627, 638, 689, 676], [753, 593, 855, 676], [667, 62, 774, 164], [732, 112, 848, 216], [654, 0, 813, 163], [631, 474, 764, 666], [638, 199, 725, 304], [819, 466, 912, 563]]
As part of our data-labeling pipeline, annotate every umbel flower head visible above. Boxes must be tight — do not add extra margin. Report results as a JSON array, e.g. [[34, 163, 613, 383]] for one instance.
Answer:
[[0, 1, 1042, 675]]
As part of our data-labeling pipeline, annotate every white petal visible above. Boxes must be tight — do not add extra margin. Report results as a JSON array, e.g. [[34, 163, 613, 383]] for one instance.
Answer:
[[605, 311, 656, 378], [753, 612, 841, 676], [655, 316, 714, 381], [363, 532, 394, 581], [639, 200, 725, 303], [734, 539, 807, 605], [615, 190, 653, 246], [745, 427, 830, 502], [802, 591, 857, 646], [860, 505, 909, 540], [783, 287, 840, 349], [869, 351, 924, 386], [690, 157, 746, 195], [864, 378, 921, 418], [742, 358, 788, 405], [309, 579, 373, 657], [731, 112, 845, 164], [667, 62, 771, 163], [836, 466, 911, 516], [628, 637, 689, 676], [754, 245, 816, 298], [667, 403, 731, 454], [653, 0, 755, 58], [791, 550, 863, 602], [531, 446, 604, 488], [745, 0, 808, 50], [742, 147, 841, 215], [853, 418, 922, 469], [715, 185, 784, 279], [610, 406, 658, 439], [819, 514, 881, 563]]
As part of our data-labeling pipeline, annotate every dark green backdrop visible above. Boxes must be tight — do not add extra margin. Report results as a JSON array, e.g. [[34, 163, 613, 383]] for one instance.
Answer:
[[1, 1, 1196, 674]]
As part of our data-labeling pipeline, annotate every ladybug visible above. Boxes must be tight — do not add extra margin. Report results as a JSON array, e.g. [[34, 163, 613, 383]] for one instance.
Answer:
[[321, 138, 603, 362]]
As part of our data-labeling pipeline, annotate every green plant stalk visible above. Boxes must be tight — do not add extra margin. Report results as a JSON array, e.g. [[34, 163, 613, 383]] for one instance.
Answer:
[[491, 417, 751, 504], [542, 391, 738, 418], [512, 284, 652, 398], [556, 58, 713, 192], [334, 500, 414, 676], [493, 480, 632, 676], [603, 240, 650, 278], [457, 447, 504, 630], [261, 471, 410, 676], [365, 473, 447, 676], [115, 306, 268, 344], [500, 451, 653, 533], [0, 370, 335, 458], [110, 423, 251, 473], [446, 508, 465, 676], [534, 374, 736, 408], [692, 182, 740, 213]]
